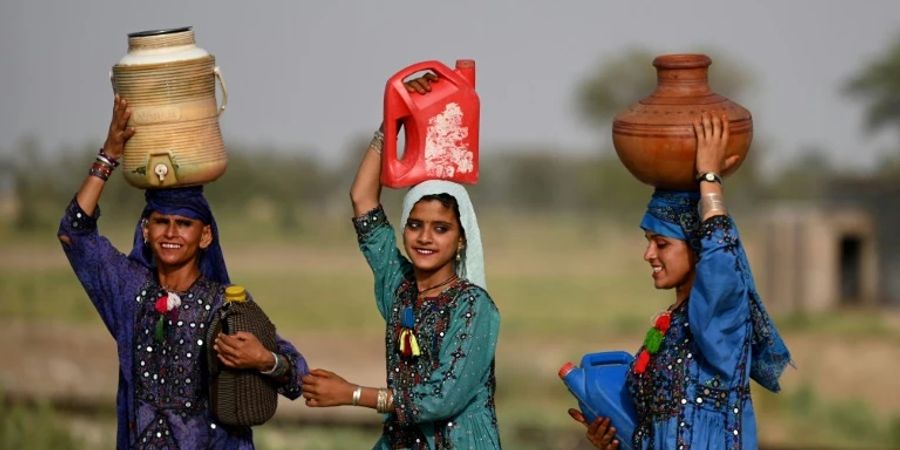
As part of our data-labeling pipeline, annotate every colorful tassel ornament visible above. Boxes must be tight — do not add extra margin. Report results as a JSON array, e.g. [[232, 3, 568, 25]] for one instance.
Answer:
[[634, 349, 651, 374], [633, 311, 672, 374], [398, 307, 421, 359]]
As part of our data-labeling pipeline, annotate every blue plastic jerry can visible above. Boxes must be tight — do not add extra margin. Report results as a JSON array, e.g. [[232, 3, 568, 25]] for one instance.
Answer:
[[559, 351, 638, 450]]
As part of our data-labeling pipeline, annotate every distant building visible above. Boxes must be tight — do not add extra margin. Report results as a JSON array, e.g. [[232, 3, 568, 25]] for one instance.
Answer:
[[753, 178, 899, 311], [827, 178, 900, 307]]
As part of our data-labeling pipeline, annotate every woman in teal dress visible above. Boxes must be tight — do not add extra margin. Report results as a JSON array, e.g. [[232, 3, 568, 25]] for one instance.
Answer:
[[570, 114, 791, 449], [301, 74, 501, 450]]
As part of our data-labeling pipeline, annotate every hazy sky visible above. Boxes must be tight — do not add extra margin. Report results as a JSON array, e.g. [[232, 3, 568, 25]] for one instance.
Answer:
[[2, 1, 899, 172]]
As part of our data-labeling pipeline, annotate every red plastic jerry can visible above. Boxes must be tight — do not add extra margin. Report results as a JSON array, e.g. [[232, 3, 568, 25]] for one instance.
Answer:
[[382, 59, 480, 188]]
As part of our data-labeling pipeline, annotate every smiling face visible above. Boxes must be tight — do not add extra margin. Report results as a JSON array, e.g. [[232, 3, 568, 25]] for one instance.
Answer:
[[642, 231, 696, 290], [402, 199, 465, 277], [142, 211, 212, 272]]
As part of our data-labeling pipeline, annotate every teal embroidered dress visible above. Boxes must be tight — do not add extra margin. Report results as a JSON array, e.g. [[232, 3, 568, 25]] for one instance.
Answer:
[[353, 206, 501, 450]]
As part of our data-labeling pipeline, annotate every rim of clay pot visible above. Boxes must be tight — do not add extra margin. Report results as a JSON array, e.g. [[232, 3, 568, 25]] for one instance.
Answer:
[[128, 26, 192, 38], [652, 54, 711, 70]]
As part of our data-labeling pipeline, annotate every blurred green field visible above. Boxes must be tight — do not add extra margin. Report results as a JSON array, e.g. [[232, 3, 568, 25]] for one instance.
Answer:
[[2, 209, 899, 449]]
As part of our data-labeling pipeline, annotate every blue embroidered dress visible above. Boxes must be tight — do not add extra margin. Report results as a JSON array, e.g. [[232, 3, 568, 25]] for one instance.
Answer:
[[354, 206, 501, 450], [59, 199, 308, 449], [627, 204, 790, 449]]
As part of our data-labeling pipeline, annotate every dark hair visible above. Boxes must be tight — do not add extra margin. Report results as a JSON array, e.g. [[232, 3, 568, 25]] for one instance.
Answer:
[[415, 193, 465, 239]]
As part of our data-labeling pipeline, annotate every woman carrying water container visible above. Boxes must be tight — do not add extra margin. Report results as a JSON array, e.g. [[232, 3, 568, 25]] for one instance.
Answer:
[[570, 114, 792, 449], [58, 95, 309, 449], [300, 73, 502, 449]]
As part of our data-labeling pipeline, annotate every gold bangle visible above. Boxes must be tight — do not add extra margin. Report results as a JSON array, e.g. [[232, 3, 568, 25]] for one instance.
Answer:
[[376, 388, 394, 414]]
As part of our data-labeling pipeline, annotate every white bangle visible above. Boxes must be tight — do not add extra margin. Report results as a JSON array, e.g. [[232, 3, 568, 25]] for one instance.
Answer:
[[352, 386, 362, 406], [259, 352, 280, 375]]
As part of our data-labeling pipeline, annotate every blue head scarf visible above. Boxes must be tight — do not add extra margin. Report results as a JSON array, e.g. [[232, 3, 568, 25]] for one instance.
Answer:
[[640, 189, 702, 253], [128, 186, 230, 285], [640, 188, 791, 392]]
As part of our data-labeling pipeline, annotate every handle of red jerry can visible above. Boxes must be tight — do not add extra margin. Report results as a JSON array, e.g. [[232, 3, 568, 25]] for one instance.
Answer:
[[581, 351, 634, 367], [383, 60, 470, 179]]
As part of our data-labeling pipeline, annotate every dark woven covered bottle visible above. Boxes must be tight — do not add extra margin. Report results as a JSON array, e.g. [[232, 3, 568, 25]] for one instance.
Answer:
[[207, 285, 278, 426]]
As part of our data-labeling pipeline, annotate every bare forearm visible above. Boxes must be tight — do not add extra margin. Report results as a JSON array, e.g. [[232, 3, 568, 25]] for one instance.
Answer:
[[75, 174, 107, 217], [77, 95, 133, 215], [350, 132, 384, 216]]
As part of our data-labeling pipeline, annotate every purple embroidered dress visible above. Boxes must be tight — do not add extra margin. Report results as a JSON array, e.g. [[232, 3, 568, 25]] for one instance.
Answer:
[[59, 198, 308, 449]]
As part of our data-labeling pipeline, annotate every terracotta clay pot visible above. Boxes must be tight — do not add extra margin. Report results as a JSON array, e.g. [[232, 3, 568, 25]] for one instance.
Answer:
[[612, 54, 752, 190], [111, 27, 228, 189]]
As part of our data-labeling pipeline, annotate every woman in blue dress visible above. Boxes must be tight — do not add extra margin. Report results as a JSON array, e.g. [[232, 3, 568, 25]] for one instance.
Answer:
[[570, 113, 791, 449], [300, 74, 501, 449]]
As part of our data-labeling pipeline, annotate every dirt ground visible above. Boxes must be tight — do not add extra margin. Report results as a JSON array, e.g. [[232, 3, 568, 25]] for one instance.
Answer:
[[2, 318, 899, 418]]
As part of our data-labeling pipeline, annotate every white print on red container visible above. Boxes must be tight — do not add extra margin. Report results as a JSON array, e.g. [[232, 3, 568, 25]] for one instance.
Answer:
[[424, 103, 474, 178]]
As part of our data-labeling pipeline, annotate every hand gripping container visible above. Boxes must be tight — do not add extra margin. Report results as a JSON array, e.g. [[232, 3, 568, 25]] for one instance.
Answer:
[[382, 59, 479, 188], [559, 351, 638, 449]]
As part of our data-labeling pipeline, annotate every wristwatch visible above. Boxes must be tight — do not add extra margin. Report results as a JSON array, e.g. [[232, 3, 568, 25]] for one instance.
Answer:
[[696, 172, 723, 184]]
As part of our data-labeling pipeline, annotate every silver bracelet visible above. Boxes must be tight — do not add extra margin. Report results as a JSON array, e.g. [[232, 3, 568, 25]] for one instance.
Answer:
[[369, 130, 385, 155], [259, 352, 280, 375], [352, 386, 362, 406], [95, 153, 118, 169], [699, 192, 727, 218]]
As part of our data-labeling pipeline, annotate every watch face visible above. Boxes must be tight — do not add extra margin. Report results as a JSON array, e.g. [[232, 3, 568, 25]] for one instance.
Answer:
[[705, 173, 716, 182]]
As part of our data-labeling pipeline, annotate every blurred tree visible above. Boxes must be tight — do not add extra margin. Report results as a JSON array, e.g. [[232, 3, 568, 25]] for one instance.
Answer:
[[764, 146, 833, 201], [845, 36, 900, 141]]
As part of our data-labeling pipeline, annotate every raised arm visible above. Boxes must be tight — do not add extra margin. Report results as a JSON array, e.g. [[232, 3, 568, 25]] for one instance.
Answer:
[[57, 95, 140, 337], [349, 126, 384, 216], [689, 113, 751, 382], [349, 73, 437, 216], [693, 112, 737, 221], [75, 95, 135, 216]]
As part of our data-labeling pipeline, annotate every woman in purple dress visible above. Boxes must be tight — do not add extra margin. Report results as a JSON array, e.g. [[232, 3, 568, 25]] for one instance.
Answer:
[[58, 95, 309, 449]]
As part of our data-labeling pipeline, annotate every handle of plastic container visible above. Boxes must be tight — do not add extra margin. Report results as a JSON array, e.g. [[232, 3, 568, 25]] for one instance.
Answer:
[[582, 351, 634, 367], [382, 82, 411, 187], [388, 60, 468, 92], [214, 66, 228, 116]]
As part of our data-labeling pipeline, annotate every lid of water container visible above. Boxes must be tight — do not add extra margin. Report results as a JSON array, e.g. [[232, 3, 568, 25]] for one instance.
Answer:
[[128, 26, 192, 38], [558, 362, 576, 378]]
